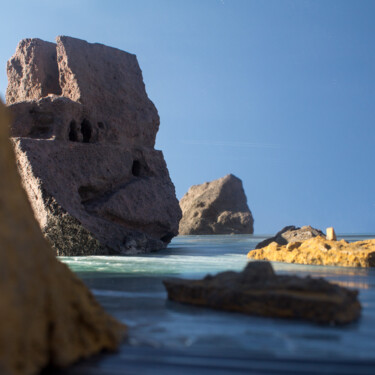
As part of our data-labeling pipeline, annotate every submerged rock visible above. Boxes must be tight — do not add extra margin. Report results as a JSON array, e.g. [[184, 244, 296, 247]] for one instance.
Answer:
[[163, 261, 361, 325], [255, 225, 324, 249], [179, 174, 254, 235], [6, 36, 181, 255], [249, 236, 375, 267], [0, 101, 125, 375]]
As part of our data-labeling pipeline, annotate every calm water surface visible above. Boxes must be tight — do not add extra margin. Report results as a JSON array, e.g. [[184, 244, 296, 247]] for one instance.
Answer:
[[58, 234, 375, 374]]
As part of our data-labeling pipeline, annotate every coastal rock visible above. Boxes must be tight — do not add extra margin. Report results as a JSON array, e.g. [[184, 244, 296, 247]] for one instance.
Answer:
[[0, 101, 125, 375], [255, 225, 324, 249], [6, 36, 181, 255], [163, 261, 361, 325], [326, 227, 337, 241], [248, 236, 375, 267], [178, 174, 254, 235]]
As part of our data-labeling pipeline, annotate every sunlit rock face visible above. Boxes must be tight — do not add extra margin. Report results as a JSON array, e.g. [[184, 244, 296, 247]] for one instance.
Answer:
[[6, 36, 181, 255], [0, 101, 125, 375], [249, 236, 375, 267], [163, 261, 361, 325], [179, 174, 254, 235]]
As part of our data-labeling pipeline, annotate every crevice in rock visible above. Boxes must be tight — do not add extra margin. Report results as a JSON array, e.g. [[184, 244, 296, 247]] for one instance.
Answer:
[[78, 185, 102, 203], [79, 178, 140, 209], [69, 120, 79, 142], [132, 160, 141, 176], [28, 125, 51, 138], [160, 232, 174, 243], [81, 119, 92, 143]]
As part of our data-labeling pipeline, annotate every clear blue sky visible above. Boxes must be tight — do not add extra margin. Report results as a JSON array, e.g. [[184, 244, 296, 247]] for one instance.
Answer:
[[1, 0, 374, 234]]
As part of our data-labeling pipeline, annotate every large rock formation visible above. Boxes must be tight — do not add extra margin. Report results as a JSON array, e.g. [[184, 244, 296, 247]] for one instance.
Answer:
[[179, 174, 254, 235], [0, 101, 125, 375], [255, 225, 324, 249], [163, 261, 361, 325], [6, 36, 181, 255], [249, 236, 375, 267]]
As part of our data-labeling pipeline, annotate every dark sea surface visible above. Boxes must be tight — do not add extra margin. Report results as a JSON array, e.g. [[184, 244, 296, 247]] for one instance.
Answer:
[[55, 234, 375, 374]]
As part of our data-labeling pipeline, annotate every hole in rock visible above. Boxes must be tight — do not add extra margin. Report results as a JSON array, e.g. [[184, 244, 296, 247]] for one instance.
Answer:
[[78, 185, 100, 203], [69, 120, 79, 142], [160, 232, 174, 243], [98, 122, 104, 129], [81, 119, 92, 143], [132, 160, 142, 177]]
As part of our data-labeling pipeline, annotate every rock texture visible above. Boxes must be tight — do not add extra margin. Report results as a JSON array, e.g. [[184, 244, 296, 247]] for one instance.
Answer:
[[255, 225, 324, 249], [249, 236, 375, 267], [6, 36, 181, 255], [0, 101, 125, 375], [178, 174, 253, 235], [163, 261, 361, 325]]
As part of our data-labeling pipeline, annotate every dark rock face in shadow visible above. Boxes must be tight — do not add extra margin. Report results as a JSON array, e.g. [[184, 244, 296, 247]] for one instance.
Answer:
[[6, 36, 182, 255], [179, 174, 254, 235], [0, 101, 125, 375], [255, 225, 324, 249], [163, 261, 361, 325]]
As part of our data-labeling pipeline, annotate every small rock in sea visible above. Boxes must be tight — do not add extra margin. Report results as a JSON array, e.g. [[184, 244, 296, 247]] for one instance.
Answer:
[[249, 235, 375, 267], [326, 227, 337, 241], [179, 174, 254, 235], [255, 225, 324, 249], [6, 36, 182, 256], [163, 261, 361, 325], [0, 101, 125, 375]]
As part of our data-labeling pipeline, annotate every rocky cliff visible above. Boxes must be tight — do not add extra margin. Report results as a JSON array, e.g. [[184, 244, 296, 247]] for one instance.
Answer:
[[0, 101, 125, 375], [6, 36, 181, 255], [179, 174, 254, 235]]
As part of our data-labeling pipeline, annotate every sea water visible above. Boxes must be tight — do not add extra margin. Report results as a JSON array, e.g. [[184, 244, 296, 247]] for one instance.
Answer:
[[60, 234, 375, 371]]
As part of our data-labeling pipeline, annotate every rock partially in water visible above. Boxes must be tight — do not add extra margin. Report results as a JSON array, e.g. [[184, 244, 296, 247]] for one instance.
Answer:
[[249, 236, 375, 267], [6, 36, 181, 255], [255, 225, 324, 249], [0, 101, 125, 375], [163, 261, 361, 325], [179, 174, 254, 235]]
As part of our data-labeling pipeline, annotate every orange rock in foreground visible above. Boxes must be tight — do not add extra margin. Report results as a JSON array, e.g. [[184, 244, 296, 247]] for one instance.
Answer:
[[248, 236, 375, 267], [0, 101, 125, 375], [163, 261, 361, 325]]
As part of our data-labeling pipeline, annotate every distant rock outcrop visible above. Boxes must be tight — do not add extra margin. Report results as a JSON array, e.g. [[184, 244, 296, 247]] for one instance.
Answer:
[[0, 101, 125, 375], [249, 236, 375, 267], [178, 174, 254, 235], [255, 225, 324, 249], [163, 261, 361, 325], [6, 36, 181, 255]]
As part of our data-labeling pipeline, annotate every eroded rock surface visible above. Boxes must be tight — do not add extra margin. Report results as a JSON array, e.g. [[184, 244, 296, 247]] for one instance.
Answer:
[[0, 102, 125, 375], [255, 225, 324, 249], [179, 174, 254, 235], [6, 36, 181, 255], [249, 236, 375, 267], [163, 261, 361, 325]]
